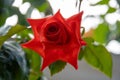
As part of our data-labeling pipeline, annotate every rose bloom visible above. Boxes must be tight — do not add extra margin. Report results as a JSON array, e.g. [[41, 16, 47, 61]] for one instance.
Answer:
[[21, 10, 86, 71]]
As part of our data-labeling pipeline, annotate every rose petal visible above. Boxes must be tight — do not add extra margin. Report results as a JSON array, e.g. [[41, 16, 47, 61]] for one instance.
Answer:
[[21, 39, 45, 57], [41, 42, 80, 70], [66, 11, 83, 44], [27, 18, 47, 40]]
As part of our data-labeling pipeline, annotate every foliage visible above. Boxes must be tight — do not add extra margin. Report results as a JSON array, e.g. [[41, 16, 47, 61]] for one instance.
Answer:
[[1, 0, 119, 79], [0, 25, 27, 47], [93, 23, 110, 44], [88, 0, 119, 44], [49, 61, 66, 76], [24, 49, 42, 80], [82, 38, 112, 78]]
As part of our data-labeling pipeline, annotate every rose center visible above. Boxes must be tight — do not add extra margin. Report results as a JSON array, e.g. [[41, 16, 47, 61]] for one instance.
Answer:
[[47, 25, 59, 35]]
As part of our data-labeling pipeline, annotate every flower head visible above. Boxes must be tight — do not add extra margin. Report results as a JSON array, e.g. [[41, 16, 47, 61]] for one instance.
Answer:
[[21, 10, 86, 71]]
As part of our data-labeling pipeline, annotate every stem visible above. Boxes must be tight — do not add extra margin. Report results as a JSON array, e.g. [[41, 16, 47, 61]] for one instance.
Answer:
[[78, 0, 83, 12], [81, 27, 85, 36]]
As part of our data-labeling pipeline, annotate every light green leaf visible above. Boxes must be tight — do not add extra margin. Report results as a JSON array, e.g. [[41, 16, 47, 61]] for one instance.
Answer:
[[107, 7, 116, 13], [83, 37, 112, 78], [93, 23, 110, 44], [49, 61, 66, 76], [0, 24, 27, 47], [24, 49, 42, 80], [96, 0, 109, 5]]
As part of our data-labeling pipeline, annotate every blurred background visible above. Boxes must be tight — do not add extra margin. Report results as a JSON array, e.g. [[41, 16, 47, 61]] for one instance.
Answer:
[[0, 0, 120, 80]]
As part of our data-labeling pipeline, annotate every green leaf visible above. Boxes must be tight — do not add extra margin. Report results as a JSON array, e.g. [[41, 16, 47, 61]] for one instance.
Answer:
[[115, 21, 120, 41], [23, 0, 45, 7], [0, 0, 14, 26], [116, 21, 120, 30], [0, 41, 28, 80], [17, 28, 32, 43], [0, 24, 27, 47], [79, 46, 85, 60], [37, 2, 49, 12], [83, 37, 112, 78], [24, 49, 42, 80], [49, 61, 66, 76], [0, 0, 4, 7], [107, 7, 116, 13], [0, 8, 9, 26], [96, 0, 109, 5], [23, 0, 52, 15], [93, 23, 110, 44]]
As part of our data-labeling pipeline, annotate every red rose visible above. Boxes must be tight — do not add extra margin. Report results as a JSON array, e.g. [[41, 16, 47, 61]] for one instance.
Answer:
[[21, 10, 86, 71]]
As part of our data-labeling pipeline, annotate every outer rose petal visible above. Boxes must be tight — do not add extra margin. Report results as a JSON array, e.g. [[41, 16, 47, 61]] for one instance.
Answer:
[[21, 39, 45, 57], [52, 10, 72, 32], [27, 18, 47, 40], [41, 41, 80, 71], [21, 18, 47, 57], [66, 11, 84, 45]]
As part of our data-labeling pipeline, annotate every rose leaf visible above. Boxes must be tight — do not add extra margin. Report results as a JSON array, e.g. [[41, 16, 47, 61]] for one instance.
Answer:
[[83, 37, 112, 78], [49, 61, 66, 76]]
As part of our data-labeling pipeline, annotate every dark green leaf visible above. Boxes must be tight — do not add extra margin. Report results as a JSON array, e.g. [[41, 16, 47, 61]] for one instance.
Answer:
[[0, 0, 4, 8], [8, 7, 29, 26], [0, 8, 9, 26], [23, 0, 45, 11], [49, 61, 66, 76], [83, 37, 112, 78], [23, 0, 45, 7], [0, 24, 27, 47], [23, 0, 52, 15], [93, 23, 110, 44], [79, 46, 85, 60]]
